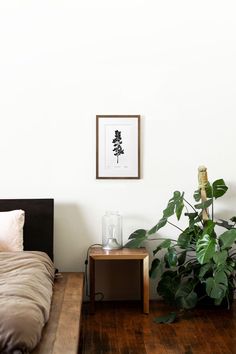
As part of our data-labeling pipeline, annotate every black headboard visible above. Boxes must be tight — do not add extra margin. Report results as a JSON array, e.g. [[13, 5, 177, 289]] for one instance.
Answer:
[[0, 199, 54, 261]]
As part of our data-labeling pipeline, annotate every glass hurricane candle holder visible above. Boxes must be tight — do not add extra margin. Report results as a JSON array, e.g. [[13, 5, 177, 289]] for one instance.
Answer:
[[102, 211, 122, 250]]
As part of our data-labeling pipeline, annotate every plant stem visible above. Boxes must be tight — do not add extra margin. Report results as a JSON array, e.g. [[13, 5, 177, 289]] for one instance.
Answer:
[[211, 197, 214, 221], [184, 205, 189, 214], [167, 220, 184, 232], [183, 198, 204, 226], [198, 295, 207, 302], [148, 237, 177, 243], [183, 198, 198, 213]]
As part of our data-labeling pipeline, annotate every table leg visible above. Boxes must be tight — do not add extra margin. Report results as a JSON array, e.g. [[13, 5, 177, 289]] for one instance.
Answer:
[[89, 256, 95, 314], [140, 260, 143, 305], [142, 255, 149, 314]]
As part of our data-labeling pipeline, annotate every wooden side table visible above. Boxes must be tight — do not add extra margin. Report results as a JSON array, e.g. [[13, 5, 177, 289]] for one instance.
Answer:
[[89, 247, 149, 314]]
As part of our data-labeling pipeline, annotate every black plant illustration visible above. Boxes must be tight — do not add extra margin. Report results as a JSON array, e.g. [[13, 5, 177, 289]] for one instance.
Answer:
[[112, 130, 124, 164]]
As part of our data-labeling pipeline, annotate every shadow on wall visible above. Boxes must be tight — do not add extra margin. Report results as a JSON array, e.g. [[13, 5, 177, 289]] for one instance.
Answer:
[[53, 203, 92, 272], [214, 181, 236, 220]]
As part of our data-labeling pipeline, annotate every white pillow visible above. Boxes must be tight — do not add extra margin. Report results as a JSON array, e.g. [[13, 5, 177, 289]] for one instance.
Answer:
[[0, 210, 25, 251]]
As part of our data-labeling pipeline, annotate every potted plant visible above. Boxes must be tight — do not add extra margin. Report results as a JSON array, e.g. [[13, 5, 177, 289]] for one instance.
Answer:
[[125, 167, 236, 322]]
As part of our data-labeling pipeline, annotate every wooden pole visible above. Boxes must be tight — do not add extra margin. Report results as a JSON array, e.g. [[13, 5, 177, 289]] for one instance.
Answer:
[[198, 165, 209, 222]]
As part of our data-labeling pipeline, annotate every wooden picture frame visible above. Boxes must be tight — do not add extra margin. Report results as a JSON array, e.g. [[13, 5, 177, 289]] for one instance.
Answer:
[[96, 115, 140, 179]]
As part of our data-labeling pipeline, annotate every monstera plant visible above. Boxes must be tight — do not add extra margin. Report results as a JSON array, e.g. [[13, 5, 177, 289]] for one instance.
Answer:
[[126, 172, 236, 322]]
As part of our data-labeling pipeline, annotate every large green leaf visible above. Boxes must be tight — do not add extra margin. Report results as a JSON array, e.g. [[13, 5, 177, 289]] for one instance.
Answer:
[[153, 312, 177, 324], [177, 225, 202, 250], [177, 230, 191, 249], [162, 191, 179, 218], [161, 270, 178, 278], [202, 220, 216, 237], [206, 271, 228, 300], [194, 198, 213, 210], [196, 234, 216, 264], [148, 217, 167, 235], [219, 229, 236, 250], [163, 201, 175, 218], [215, 271, 228, 287], [175, 192, 184, 220], [149, 258, 161, 279], [175, 283, 198, 309], [162, 191, 184, 219], [181, 262, 196, 277], [164, 253, 170, 269], [157, 273, 180, 305], [166, 247, 178, 267], [213, 250, 228, 266], [185, 212, 199, 225], [126, 229, 147, 248], [198, 263, 213, 280], [212, 179, 228, 199], [173, 191, 181, 199], [193, 189, 201, 202], [128, 229, 146, 239], [148, 191, 184, 235], [178, 251, 187, 266], [153, 239, 171, 256], [125, 237, 146, 248], [190, 225, 204, 243], [221, 260, 235, 276], [205, 182, 213, 198]]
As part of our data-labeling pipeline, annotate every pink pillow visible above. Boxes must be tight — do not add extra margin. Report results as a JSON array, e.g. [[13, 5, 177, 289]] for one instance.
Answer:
[[0, 210, 25, 251]]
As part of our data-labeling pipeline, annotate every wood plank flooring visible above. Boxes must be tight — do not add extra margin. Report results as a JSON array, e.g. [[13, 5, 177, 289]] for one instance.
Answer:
[[79, 300, 236, 354], [33, 272, 84, 354]]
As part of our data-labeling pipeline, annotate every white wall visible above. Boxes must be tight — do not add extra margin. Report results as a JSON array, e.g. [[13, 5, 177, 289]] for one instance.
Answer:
[[1, 1, 236, 300]]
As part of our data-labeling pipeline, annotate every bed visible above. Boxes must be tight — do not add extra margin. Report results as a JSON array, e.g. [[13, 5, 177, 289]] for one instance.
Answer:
[[0, 199, 84, 354]]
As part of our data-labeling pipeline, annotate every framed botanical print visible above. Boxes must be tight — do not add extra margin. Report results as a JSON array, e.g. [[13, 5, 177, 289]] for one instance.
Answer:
[[96, 115, 140, 179]]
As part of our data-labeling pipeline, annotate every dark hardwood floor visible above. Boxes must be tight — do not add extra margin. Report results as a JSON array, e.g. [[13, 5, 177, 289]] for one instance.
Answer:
[[79, 300, 236, 354]]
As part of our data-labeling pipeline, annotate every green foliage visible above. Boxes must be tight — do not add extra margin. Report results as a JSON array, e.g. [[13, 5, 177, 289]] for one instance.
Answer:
[[125, 229, 147, 248], [219, 229, 236, 249], [206, 271, 228, 300], [157, 271, 180, 305], [153, 312, 177, 324], [175, 281, 198, 309], [213, 250, 228, 266], [194, 198, 213, 210], [153, 239, 171, 255], [196, 234, 216, 264], [149, 258, 161, 279], [212, 179, 228, 198], [125, 177, 236, 319]]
